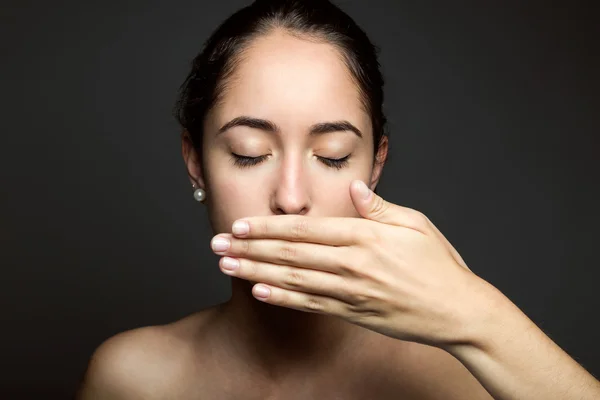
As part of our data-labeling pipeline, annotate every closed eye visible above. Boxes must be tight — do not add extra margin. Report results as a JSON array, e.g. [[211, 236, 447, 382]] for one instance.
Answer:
[[230, 153, 351, 169], [317, 155, 350, 169], [230, 153, 268, 168]]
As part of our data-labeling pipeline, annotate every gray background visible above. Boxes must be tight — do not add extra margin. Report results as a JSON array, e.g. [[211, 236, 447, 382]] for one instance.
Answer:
[[1, 0, 598, 398]]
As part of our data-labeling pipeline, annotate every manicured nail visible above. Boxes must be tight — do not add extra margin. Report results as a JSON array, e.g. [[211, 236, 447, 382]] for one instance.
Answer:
[[254, 285, 270, 299], [221, 257, 239, 271], [211, 237, 230, 252], [232, 220, 249, 235], [357, 180, 371, 200]]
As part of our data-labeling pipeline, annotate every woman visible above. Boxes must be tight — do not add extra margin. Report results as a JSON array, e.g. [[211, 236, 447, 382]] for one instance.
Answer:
[[77, 1, 600, 399]]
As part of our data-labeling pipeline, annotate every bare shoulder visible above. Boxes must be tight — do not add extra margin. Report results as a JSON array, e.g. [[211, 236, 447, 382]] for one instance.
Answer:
[[76, 309, 220, 400]]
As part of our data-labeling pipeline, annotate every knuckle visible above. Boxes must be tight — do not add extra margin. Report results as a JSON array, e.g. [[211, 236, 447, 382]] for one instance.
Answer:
[[283, 269, 304, 288], [346, 306, 382, 326], [278, 245, 297, 263], [305, 297, 324, 312], [370, 197, 388, 218], [291, 218, 309, 239], [346, 293, 383, 318], [349, 286, 369, 304], [346, 284, 381, 308]]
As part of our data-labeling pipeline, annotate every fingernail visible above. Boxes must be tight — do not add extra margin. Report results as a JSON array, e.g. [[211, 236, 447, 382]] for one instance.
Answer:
[[221, 257, 239, 271], [232, 220, 249, 235], [357, 181, 371, 200], [254, 285, 270, 298], [211, 237, 230, 252]]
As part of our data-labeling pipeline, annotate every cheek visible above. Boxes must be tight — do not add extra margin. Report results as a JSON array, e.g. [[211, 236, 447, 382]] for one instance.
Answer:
[[207, 176, 269, 233], [312, 179, 362, 218]]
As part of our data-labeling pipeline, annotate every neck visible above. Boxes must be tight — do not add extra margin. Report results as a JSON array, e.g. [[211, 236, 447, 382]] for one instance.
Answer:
[[212, 277, 367, 378]]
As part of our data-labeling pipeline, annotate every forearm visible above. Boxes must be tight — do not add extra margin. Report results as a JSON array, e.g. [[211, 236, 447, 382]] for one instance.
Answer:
[[443, 278, 600, 400]]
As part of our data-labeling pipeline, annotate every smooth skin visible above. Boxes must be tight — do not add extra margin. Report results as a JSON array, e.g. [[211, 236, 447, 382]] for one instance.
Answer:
[[76, 29, 599, 400]]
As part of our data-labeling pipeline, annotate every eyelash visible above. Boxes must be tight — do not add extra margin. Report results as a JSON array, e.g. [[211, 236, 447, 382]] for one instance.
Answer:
[[230, 153, 351, 170]]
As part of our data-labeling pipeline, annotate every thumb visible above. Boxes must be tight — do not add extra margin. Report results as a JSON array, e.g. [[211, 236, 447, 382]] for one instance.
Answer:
[[351, 181, 473, 272], [350, 180, 399, 225]]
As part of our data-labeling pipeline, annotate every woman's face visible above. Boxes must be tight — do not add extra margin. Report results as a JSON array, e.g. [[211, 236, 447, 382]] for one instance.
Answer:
[[184, 29, 387, 235]]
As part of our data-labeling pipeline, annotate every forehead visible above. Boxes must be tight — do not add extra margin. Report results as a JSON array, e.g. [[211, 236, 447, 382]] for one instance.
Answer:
[[208, 30, 371, 137]]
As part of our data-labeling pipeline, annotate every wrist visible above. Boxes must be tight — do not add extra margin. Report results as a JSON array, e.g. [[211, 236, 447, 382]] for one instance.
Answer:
[[442, 275, 513, 356]]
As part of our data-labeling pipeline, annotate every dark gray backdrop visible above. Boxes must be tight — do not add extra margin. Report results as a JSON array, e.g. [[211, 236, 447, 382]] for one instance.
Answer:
[[2, 1, 598, 398]]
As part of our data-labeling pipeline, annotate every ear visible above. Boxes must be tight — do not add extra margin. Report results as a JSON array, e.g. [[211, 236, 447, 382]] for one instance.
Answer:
[[181, 130, 206, 189], [369, 135, 389, 191]]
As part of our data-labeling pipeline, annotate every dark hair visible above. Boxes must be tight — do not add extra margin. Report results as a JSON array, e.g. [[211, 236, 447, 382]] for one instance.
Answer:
[[174, 0, 388, 164]]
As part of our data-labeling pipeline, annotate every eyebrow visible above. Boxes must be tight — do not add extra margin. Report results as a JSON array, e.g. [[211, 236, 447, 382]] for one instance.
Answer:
[[217, 116, 363, 139]]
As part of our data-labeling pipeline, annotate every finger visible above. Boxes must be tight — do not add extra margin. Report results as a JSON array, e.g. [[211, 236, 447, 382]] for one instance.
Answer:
[[249, 281, 350, 318], [219, 256, 354, 303], [351, 181, 430, 234], [213, 234, 350, 274], [230, 215, 365, 245]]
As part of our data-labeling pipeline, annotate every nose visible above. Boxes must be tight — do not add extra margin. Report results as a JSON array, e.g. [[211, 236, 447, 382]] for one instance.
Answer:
[[271, 154, 311, 216]]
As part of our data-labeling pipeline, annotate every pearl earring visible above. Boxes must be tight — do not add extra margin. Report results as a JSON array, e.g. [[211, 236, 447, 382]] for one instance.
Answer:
[[192, 183, 206, 203]]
